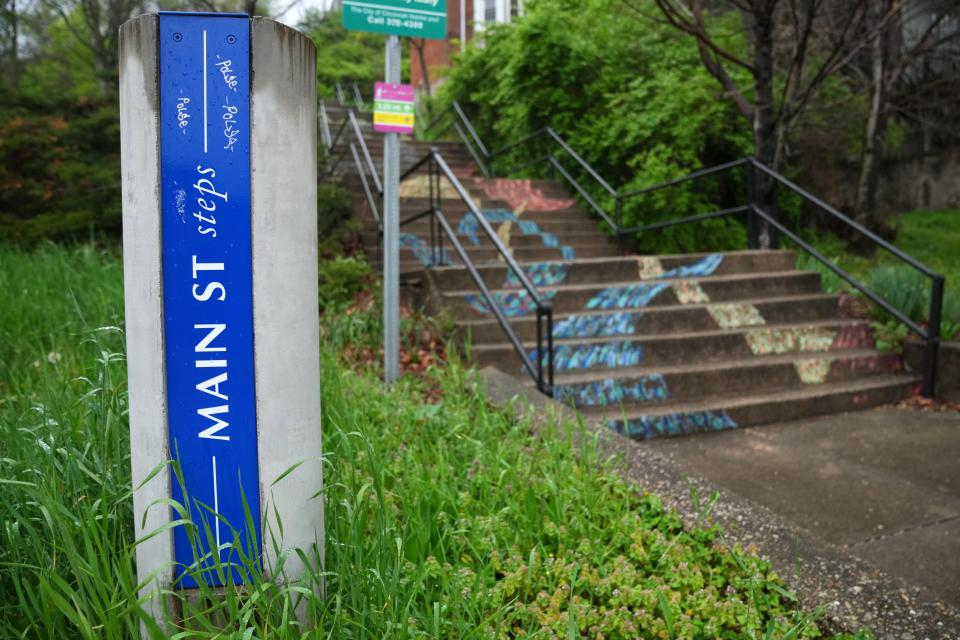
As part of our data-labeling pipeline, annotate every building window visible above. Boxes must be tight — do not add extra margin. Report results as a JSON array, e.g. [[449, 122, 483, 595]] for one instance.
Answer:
[[484, 0, 496, 23]]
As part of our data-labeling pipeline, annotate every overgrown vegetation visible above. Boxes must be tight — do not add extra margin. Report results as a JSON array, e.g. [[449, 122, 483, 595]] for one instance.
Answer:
[[299, 9, 408, 101], [1, 244, 874, 638], [435, 0, 751, 254], [795, 209, 960, 348]]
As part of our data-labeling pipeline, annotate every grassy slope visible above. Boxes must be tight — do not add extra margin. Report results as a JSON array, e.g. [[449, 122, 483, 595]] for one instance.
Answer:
[[894, 210, 960, 287], [800, 209, 960, 338], [0, 245, 867, 639]]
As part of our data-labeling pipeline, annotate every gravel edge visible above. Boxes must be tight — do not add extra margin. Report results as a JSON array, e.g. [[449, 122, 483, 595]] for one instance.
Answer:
[[479, 367, 960, 638]]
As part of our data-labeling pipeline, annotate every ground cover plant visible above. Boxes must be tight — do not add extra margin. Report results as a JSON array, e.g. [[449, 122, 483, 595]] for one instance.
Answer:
[[1, 244, 874, 638]]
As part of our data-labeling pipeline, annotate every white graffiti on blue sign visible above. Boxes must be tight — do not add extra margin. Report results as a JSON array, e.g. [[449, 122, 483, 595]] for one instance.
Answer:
[[158, 12, 258, 588]]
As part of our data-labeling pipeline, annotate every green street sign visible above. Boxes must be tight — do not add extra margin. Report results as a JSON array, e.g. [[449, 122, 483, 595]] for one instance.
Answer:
[[342, 0, 447, 39]]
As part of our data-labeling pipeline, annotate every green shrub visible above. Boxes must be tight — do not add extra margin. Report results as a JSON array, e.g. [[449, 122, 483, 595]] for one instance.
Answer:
[[939, 293, 960, 341], [867, 265, 930, 324], [796, 253, 849, 295], [0, 100, 121, 246], [437, 0, 751, 254], [318, 181, 353, 232], [318, 254, 373, 311], [0, 245, 871, 637]]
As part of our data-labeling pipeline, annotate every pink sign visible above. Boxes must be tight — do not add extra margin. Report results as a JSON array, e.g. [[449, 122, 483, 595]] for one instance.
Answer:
[[374, 82, 415, 134]]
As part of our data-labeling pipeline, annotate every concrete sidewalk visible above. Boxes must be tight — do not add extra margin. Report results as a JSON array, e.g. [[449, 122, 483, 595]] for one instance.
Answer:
[[646, 407, 960, 609]]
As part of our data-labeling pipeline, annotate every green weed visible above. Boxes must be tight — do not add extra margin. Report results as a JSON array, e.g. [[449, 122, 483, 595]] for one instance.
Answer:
[[1, 244, 866, 638]]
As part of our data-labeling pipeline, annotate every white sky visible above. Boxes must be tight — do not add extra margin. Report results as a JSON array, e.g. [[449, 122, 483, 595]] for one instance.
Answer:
[[276, 0, 332, 28]]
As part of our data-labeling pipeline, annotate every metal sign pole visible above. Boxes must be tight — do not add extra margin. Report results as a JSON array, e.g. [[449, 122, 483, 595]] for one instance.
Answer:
[[383, 33, 401, 382]]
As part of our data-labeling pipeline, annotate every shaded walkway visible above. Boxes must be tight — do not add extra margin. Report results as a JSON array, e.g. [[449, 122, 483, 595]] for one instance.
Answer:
[[647, 407, 960, 608]]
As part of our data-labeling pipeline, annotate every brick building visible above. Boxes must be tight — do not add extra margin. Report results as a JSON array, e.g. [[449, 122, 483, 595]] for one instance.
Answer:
[[410, 0, 525, 92]]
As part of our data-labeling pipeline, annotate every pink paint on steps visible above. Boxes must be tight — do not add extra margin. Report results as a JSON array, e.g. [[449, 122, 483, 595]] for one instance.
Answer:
[[472, 178, 576, 211]]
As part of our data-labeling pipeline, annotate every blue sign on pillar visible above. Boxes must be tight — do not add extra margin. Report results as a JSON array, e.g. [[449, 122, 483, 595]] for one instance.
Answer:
[[158, 12, 260, 588]]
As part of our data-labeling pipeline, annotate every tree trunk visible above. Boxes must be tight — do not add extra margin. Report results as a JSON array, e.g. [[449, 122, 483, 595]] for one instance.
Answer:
[[854, 0, 890, 229], [412, 39, 431, 97], [750, 4, 778, 248]]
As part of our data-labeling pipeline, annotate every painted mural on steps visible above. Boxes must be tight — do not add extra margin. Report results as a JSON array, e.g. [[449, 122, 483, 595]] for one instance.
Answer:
[[555, 374, 668, 406], [502, 253, 890, 439], [395, 175, 576, 212], [611, 411, 739, 439], [399, 233, 449, 267], [471, 178, 577, 211], [462, 208, 577, 317]]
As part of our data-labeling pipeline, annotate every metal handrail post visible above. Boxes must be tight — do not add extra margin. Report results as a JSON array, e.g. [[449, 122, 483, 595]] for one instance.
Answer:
[[452, 121, 491, 178], [352, 82, 365, 110], [615, 196, 625, 255], [746, 160, 759, 249], [536, 306, 544, 393], [427, 155, 439, 267], [924, 276, 945, 397], [452, 100, 490, 158], [319, 100, 332, 149], [434, 154, 446, 266], [545, 303, 554, 394], [349, 110, 383, 194]]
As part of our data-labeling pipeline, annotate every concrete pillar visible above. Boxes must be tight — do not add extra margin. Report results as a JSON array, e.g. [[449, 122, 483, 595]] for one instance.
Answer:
[[119, 12, 322, 630]]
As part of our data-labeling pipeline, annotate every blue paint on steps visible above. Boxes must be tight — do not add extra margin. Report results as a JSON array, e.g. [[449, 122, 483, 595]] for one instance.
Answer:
[[531, 341, 645, 371], [586, 283, 670, 310], [556, 374, 669, 406], [552, 311, 643, 339], [611, 410, 738, 439], [659, 253, 723, 279], [400, 233, 449, 266]]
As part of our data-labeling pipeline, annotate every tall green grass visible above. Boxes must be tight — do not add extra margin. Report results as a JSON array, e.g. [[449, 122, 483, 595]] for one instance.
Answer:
[[1, 244, 868, 638]]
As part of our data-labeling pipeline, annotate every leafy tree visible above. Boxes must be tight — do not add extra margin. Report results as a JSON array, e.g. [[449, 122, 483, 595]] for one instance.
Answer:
[[301, 8, 404, 100], [642, 0, 886, 245], [849, 0, 960, 227], [438, 0, 751, 253]]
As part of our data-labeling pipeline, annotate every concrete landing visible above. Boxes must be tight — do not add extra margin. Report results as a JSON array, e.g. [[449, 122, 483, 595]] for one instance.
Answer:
[[645, 407, 960, 608]]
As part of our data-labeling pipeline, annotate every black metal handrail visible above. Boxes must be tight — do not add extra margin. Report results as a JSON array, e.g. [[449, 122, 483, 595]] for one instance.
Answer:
[[334, 81, 366, 111], [397, 150, 554, 395], [422, 101, 946, 397], [321, 102, 383, 228], [321, 100, 554, 394], [420, 102, 491, 177]]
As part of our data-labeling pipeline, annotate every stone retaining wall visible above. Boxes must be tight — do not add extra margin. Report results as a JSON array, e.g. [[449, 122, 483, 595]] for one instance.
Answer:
[[906, 340, 960, 401]]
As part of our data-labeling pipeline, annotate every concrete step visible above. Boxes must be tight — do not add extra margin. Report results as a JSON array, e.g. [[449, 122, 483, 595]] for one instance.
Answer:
[[459, 176, 579, 199], [427, 251, 796, 291], [377, 217, 604, 236], [470, 319, 874, 372], [580, 374, 918, 439], [348, 199, 590, 221], [361, 230, 611, 249], [549, 349, 903, 408], [458, 293, 841, 343], [441, 270, 823, 316], [368, 243, 620, 269], [388, 198, 588, 219]]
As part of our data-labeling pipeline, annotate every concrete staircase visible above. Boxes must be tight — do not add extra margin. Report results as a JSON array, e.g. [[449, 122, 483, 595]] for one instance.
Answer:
[[327, 105, 920, 439]]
